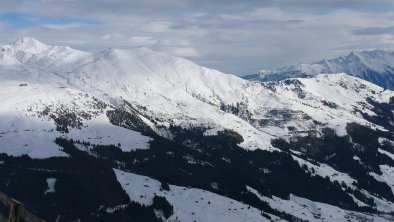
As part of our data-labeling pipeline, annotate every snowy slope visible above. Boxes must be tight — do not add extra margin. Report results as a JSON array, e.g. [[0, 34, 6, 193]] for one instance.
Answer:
[[0, 63, 151, 158], [0, 38, 393, 158], [253, 49, 394, 90], [1, 37, 394, 221], [246, 73, 391, 139], [247, 186, 391, 222], [114, 169, 282, 222], [115, 169, 393, 222]]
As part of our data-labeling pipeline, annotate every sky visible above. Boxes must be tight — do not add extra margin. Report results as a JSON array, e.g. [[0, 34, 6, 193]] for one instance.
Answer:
[[0, 0, 394, 75]]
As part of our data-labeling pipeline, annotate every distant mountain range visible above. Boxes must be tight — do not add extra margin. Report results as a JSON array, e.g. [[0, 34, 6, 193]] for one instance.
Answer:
[[245, 49, 394, 90], [0, 38, 394, 221]]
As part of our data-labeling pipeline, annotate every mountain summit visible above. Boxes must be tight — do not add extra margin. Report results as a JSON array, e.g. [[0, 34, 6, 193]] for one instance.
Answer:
[[247, 49, 394, 90], [0, 37, 88, 66], [11, 37, 49, 52]]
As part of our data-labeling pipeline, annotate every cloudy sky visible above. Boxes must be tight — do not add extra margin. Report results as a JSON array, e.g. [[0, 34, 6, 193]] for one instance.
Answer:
[[1, 0, 394, 74]]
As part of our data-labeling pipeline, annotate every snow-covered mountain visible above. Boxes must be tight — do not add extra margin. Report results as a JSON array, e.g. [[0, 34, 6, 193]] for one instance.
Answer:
[[0, 38, 394, 221], [248, 49, 394, 90]]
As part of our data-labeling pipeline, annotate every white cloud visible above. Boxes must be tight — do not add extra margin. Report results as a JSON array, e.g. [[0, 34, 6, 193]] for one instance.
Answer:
[[42, 23, 80, 29], [129, 36, 157, 45], [170, 47, 201, 57], [100, 34, 112, 40], [145, 21, 172, 33]]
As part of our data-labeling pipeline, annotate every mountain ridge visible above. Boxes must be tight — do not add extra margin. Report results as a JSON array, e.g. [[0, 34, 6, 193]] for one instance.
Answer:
[[0, 38, 394, 221], [247, 49, 394, 90], [0, 37, 392, 157]]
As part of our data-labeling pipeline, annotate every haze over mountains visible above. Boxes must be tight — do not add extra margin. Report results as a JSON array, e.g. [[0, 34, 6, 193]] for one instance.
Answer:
[[0, 38, 394, 221], [245, 49, 394, 90]]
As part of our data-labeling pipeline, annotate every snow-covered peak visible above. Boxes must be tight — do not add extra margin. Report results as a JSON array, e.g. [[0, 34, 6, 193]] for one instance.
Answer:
[[256, 49, 394, 89], [11, 37, 50, 54], [345, 49, 394, 71], [0, 37, 89, 67], [65, 45, 245, 106]]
